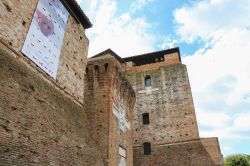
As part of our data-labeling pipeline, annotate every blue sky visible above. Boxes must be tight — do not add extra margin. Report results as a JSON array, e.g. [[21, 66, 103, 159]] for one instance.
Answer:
[[77, 0, 250, 156]]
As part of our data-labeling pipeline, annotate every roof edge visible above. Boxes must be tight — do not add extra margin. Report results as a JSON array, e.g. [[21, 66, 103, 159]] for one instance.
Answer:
[[90, 49, 124, 63], [89, 47, 182, 65], [61, 0, 92, 29], [123, 47, 181, 62]]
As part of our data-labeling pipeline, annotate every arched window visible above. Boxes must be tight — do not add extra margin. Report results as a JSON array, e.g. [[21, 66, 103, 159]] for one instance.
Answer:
[[145, 75, 151, 87]]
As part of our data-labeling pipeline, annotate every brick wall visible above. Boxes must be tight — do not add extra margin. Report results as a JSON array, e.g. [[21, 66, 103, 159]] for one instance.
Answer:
[[125, 63, 199, 146], [0, 1, 107, 165], [0, 0, 89, 104], [0, 43, 104, 165], [123, 51, 223, 166], [133, 139, 223, 166], [201, 138, 224, 165], [85, 54, 136, 166]]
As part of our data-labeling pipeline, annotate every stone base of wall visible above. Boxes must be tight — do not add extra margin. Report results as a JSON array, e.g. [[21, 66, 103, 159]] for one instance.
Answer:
[[0, 43, 104, 166], [133, 138, 223, 166]]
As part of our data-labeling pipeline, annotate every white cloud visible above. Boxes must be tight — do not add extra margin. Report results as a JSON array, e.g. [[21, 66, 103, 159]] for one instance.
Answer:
[[233, 112, 250, 131], [183, 28, 250, 107], [174, 0, 250, 152], [159, 37, 178, 49], [76, 0, 83, 5], [223, 146, 232, 153], [82, 0, 155, 57], [200, 128, 247, 141], [130, 0, 155, 13], [196, 109, 232, 129], [174, 0, 250, 42], [197, 109, 250, 141], [199, 112, 250, 141]]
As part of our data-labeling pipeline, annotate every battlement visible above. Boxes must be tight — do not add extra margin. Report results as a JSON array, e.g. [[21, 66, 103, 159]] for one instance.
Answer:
[[85, 53, 136, 166]]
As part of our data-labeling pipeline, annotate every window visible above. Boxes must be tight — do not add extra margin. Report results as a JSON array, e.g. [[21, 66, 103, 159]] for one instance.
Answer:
[[142, 113, 149, 125], [143, 142, 151, 155], [145, 75, 151, 87]]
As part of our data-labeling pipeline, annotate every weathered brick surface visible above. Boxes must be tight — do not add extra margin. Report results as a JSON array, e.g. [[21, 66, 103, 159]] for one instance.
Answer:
[[126, 64, 199, 146], [133, 138, 223, 166], [0, 44, 104, 166], [85, 54, 136, 166], [201, 138, 224, 165], [56, 16, 89, 103], [123, 51, 223, 166], [0, 0, 88, 104]]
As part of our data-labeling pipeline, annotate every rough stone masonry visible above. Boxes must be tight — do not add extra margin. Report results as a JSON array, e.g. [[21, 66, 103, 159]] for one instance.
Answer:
[[122, 49, 224, 166], [0, 0, 223, 166], [92, 48, 224, 166]]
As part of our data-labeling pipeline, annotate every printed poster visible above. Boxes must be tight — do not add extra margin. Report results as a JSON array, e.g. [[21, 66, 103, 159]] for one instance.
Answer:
[[113, 104, 131, 133], [22, 0, 69, 78]]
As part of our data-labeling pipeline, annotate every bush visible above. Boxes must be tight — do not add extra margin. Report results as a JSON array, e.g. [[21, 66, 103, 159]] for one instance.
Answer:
[[247, 155, 250, 163], [224, 154, 250, 166]]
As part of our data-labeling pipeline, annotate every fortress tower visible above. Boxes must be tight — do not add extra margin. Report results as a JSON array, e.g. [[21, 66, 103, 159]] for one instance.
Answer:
[[123, 48, 224, 166]]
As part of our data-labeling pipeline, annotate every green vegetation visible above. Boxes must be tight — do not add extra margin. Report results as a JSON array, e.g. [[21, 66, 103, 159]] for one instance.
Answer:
[[247, 155, 250, 163], [224, 154, 250, 166]]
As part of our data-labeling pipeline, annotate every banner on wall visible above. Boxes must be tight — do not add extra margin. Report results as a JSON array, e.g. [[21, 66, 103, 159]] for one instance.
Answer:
[[22, 0, 69, 79], [113, 104, 131, 133]]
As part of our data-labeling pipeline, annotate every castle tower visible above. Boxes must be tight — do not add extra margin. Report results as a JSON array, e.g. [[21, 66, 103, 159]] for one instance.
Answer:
[[123, 48, 223, 166], [85, 50, 136, 166]]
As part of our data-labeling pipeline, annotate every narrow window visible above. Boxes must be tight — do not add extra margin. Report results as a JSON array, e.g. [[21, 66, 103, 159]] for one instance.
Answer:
[[143, 142, 151, 155], [142, 113, 149, 125], [145, 75, 151, 87], [94, 65, 99, 79], [104, 63, 109, 72]]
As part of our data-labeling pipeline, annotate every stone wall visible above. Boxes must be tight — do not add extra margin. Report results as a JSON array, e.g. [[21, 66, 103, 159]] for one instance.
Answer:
[[0, 0, 89, 104], [125, 63, 199, 146], [0, 43, 104, 166], [133, 138, 223, 166], [201, 138, 224, 165], [85, 54, 136, 166], [123, 50, 223, 165]]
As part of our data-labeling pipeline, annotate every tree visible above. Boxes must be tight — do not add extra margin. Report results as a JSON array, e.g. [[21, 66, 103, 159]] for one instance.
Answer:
[[224, 154, 250, 166], [246, 155, 250, 163]]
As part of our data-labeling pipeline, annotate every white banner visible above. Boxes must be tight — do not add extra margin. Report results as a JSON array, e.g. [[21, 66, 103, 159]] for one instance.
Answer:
[[22, 0, 69, 78]]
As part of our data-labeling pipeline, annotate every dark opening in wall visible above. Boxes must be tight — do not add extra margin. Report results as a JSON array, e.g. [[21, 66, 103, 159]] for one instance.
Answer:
[[145, 75, 151, 87], [22, 20, 26, 26], [104, 63, 109, 72], [142, 113, 149, 125], [94, 65, 100, 82], [4, 3, 11, 12], [143, 142, 151, 155]]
